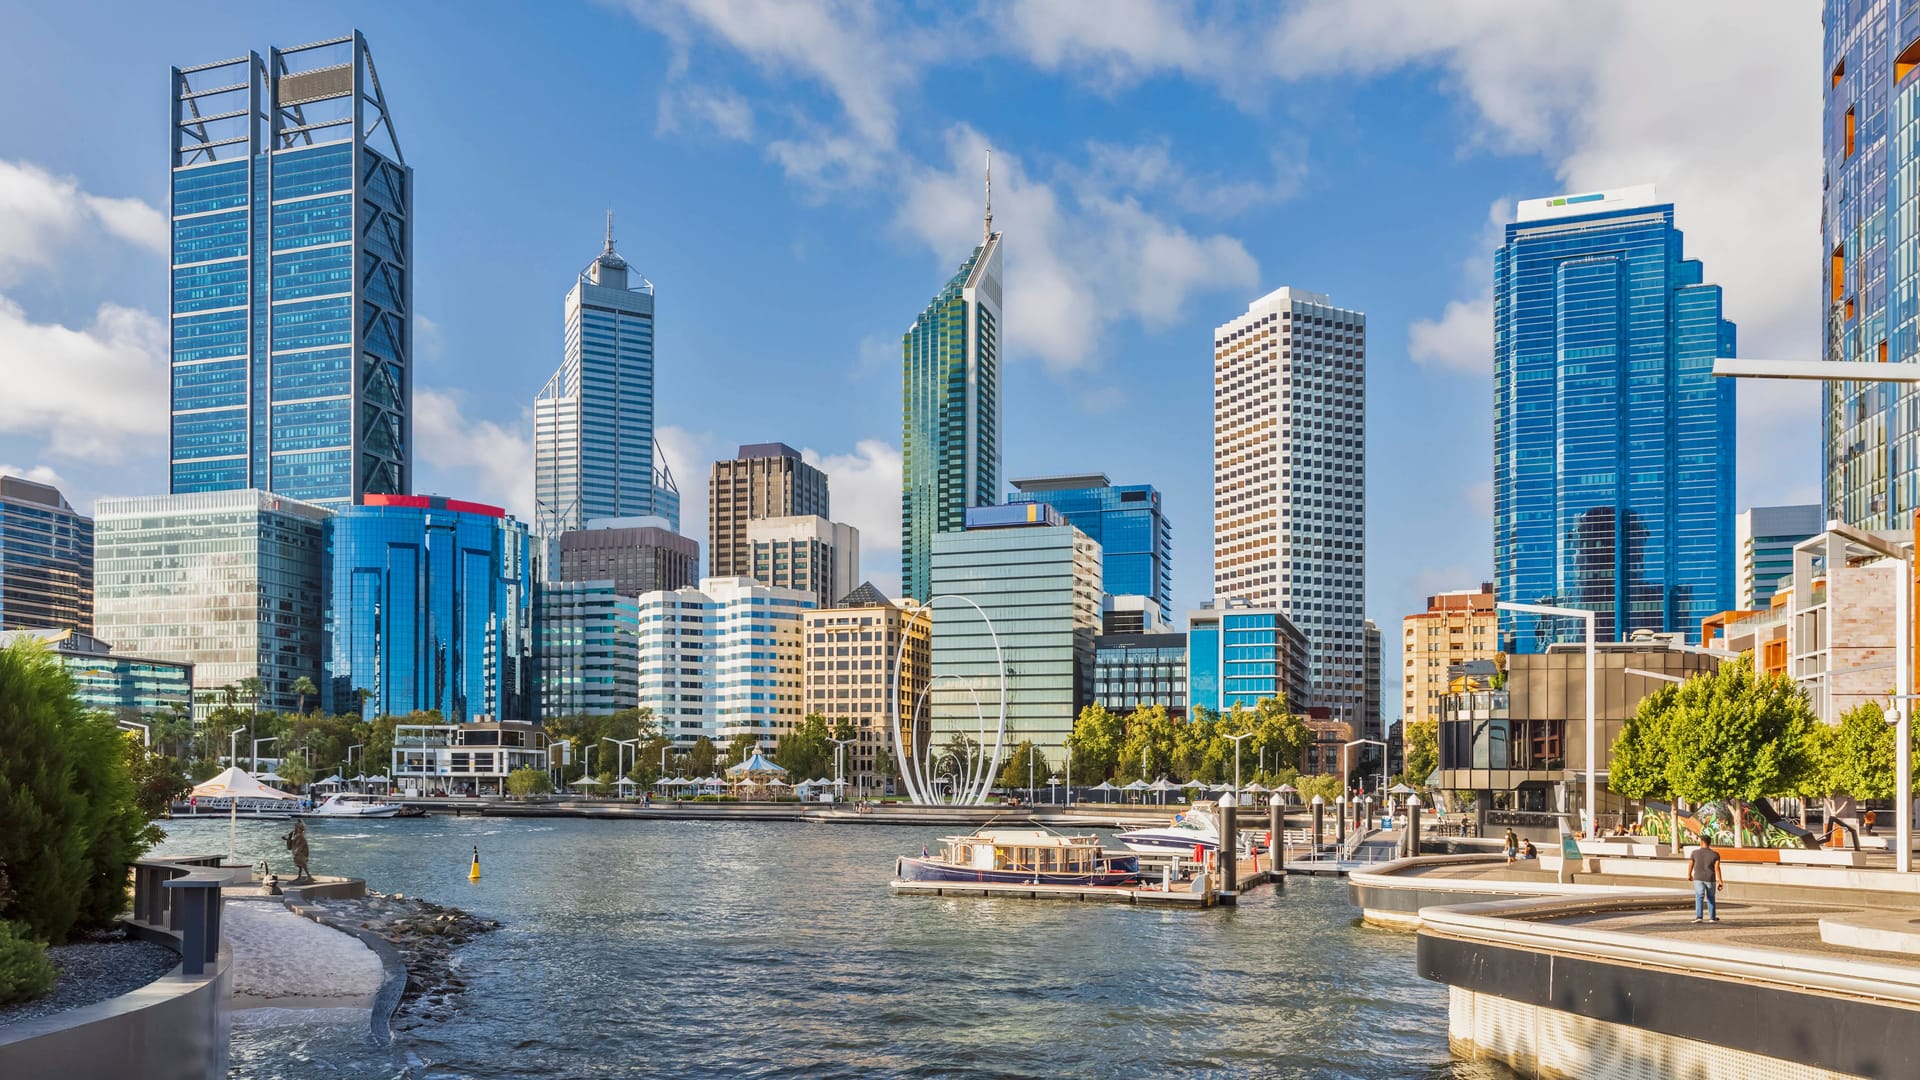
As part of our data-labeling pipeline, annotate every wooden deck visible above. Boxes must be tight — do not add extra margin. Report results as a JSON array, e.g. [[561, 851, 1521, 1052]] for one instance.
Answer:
[[890, 853, 1279, 908]]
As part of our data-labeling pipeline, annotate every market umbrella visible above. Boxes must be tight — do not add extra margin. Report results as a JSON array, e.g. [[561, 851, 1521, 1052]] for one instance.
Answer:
[[1387, 782, 1416, 795], [1182, 778, 1205, 789], [191, 766, 297, 858], [1244, 782, 1270, 794], [768, 778, 790, 787], [574, 777, 604, 791], [1092, 780, 1116, 805], [316, 774, 345, 787], [254, 771, 286, 783], [615, 777, 638, 788], [364, 774, 391, 786]]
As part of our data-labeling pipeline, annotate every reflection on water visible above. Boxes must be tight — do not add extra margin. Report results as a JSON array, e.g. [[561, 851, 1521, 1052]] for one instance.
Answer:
[[157, 816, 1480, 1079]]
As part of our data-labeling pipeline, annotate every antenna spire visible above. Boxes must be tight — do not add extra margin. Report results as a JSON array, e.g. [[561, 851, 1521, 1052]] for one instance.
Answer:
[[604, 209, 615, 255], [983, 150, 993, 241]]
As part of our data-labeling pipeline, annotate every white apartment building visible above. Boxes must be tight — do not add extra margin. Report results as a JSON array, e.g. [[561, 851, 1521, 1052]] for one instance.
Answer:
[[636, 576, 813, 750], [746, 515, 860, 610]]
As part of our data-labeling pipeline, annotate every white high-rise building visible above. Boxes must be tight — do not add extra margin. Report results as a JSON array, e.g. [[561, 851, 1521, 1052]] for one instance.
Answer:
[[1736, 504, 1822, 610], [1212, 286, 1367, 729], [746, 515, 859, 610], [635, 577, 813, 750]]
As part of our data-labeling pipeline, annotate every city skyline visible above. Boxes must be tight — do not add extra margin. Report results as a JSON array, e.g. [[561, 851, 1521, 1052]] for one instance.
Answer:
[[0, 5, 1824, 713]]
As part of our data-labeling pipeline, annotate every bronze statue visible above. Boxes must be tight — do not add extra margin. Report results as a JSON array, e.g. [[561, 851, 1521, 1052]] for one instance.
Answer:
[[282, 819, 311, 882]]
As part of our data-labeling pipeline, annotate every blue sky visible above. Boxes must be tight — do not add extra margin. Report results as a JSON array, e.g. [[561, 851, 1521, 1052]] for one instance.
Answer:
[[0, 1, 1822, 713]]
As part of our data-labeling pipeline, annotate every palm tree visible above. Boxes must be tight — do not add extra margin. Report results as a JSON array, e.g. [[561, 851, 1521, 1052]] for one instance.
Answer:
[[291, 676, 317, 769]]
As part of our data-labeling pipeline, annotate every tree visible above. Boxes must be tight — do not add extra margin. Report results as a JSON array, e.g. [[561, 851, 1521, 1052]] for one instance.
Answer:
[[1293, 772, 1345, 804], [124, 737, 186, 834], [995, 741, 1051, 793], [238, 675, 264, 768], [775, 715, 834, 780], [1805, 700, 1896, 801], [726, 731, 759, 768], [686, 737, 718, 777], [291, 676, 317, 718], [505, 767, 553, 799], [1067, 704, 1124, 783], [1400, 720, 1438, 794]]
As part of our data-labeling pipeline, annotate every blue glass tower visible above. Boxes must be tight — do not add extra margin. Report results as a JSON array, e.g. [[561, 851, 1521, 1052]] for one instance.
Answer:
[[1007, 474, 1172, 625], [1494, 187, 1736, 652], [322, 495, 534, 722], [168, 32, 411, 507], [1185, 602, 1311, 716]]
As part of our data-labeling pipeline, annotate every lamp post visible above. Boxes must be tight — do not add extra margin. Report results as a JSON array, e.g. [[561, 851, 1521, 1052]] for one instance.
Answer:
[[253, 736, 277, 775], [581, 744, 597, 794], [229, 730, 242, 768], [1225, 731, 1253, 797], [830, 736, 855, 804], [1028, 743, 1040, 806], [604, 737, 638, 785], [1500, 601, 1597, 837], [118, 719, 151, 747], [347, 743, 363, 787]]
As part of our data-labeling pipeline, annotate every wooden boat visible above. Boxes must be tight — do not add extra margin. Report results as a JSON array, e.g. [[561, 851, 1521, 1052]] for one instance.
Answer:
[[896, 828, 1140, 886]]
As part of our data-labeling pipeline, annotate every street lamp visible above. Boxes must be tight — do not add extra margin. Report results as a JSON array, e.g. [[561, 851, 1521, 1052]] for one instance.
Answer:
[[1225, 731, 1253, 797], [252, 736, 277, 774], [604, 737, 638, 782], [1500, 601, 1597, 837], [229, 730, 243, 768], [581, 744, 597, 793], [1028, 743, 1040, 806], [830, 736, 855, 804], [347, 742, 363, 787]]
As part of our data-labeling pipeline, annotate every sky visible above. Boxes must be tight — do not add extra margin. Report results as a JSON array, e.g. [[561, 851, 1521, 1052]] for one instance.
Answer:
[[0, 1, 1824, 716]]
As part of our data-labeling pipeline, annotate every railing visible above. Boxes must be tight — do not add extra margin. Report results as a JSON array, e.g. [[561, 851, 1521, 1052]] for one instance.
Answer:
[[130, 853, 231, 976]]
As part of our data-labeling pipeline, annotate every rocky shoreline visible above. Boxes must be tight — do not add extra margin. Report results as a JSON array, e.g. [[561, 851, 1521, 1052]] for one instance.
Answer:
[[299, 891, 498, 1027]]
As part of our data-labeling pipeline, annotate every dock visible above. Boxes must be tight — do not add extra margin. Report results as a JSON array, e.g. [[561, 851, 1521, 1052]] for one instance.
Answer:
[[890, 878, 1224, 906]]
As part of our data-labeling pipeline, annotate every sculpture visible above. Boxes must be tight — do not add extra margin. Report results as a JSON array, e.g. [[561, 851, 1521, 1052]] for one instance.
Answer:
[[282, 819, 311, 882]]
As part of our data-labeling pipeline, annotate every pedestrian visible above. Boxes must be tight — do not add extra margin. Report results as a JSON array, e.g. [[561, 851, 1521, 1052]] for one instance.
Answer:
[[1521, 839, 1538, 860], [1689, 836, 1723, 923], [1503, 828, 1519, 864]]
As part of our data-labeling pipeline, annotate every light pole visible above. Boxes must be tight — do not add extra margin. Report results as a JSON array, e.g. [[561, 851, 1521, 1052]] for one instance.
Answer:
[[253, 736, 277, 775], [1500, 601, 1597, 837], [1028, 744, 1039, 806], [118, 719, 151, 746], [830, 736, 855, 804], [1225, 731, 1253, 797], [229, 730, 243, 768], [347, 743, 363, 787], [581, 744, 597, 793], [604, 737, 638, 786]]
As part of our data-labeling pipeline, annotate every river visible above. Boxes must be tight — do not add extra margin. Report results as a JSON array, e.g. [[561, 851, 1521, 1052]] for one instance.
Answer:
[[154, 814, 1489, 1079]]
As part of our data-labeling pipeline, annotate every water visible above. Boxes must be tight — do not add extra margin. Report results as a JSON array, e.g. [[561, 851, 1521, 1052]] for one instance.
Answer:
[[155, 815, 1479, 1079]]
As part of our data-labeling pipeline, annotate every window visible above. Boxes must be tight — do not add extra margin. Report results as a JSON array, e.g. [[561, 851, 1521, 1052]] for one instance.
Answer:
[[1845, 106, 1856, 159]]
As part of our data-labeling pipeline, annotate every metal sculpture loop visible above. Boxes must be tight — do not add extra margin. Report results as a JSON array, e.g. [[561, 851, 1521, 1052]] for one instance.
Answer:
[[889, 595, 1008, 805]]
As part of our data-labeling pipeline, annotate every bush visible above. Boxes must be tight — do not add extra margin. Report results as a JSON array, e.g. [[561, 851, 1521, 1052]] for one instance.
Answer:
[[0, 920, 55, 1005], [505, 767, 553, 799]]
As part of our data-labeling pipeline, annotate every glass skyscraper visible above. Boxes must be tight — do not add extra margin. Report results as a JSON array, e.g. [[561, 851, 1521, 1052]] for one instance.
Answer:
[[535, 220, 679, 536], [1494, 187, 1735, 652], [322, 495, 534, 722], [1008, 474, 1172, 626], [902, 187, 1001, 601], [536, 581, 641, 718], [168, 32, 411, 507], [1185, 602, 1311, 718], [0, 475, 93, 634]]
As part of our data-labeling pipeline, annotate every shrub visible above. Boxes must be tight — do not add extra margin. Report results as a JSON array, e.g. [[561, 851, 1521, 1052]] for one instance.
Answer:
[[0, 920, 55, 1005], [505, 767, 553, 799]]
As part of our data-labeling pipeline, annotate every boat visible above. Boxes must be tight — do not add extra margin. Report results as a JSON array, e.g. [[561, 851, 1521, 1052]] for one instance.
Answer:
[[896, 828, 1140, 886], [1115, 800, 1259, 857], [298, 792, 406, 818]]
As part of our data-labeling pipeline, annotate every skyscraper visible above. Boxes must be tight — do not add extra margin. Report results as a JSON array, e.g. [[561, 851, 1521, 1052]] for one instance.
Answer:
[[168, 33, 410, 507], [0, 476, 93, 634], [635, 577, 813, 750], [557, 517, 698, 596], [1008, 474, 1172, 626], [746, 516, 859, 611], [1736, 504, 1822, 610], [535, 218, 679, 535], [707, 444, 829, 579], [1494, 187, 1735, 652], [1212, 286, 1367, 729], [902, 167, 1002, 601]]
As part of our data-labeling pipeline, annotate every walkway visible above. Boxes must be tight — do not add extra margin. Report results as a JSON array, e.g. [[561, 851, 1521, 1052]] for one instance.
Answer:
[[224, 898, 384, 1011]]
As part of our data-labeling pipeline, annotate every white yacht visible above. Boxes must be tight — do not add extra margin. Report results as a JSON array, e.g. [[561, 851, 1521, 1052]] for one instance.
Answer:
[[299, 792, 406, 818], [1115, 801, 1228, 855]]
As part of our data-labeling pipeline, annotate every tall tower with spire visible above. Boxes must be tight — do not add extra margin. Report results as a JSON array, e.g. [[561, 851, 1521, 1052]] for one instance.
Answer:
[[900, 154, 1003, 600], [534, 214, 680, 538]]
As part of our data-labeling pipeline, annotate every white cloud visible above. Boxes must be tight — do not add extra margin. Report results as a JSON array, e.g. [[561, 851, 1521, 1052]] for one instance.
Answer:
[[998, 0, 1250, 96], [1464, 479, 1493, 520], [0, 297, 166, 462], [1079, 139, 1301, 217], [803, 438, 902, 594], [412, 389, 535, 521], [0, 159, 165, 283], [1079, 386, 1126, 414], [0, 464, 64, 486], [1408, 293, 1492, 375], [657, 84, 757, 141]]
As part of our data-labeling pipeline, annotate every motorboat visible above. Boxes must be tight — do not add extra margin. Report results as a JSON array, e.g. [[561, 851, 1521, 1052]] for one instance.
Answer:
[[896, 829, 1140, 886], [1114, 800, 1253, 856], [298, 792, 406, 818]]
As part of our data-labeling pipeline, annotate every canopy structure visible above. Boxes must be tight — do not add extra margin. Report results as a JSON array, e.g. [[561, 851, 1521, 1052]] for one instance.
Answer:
[[1208, 782, 1232, 793], [1122, 780, 1150, 791], [725, 750, 788, 776], [1387, 782, 1417, 795], [574, 777, 604, 788], [254, 771, 286, 784], [1275, 784, 1299, 794], [615, 777, 638, 788], [1091, 781, 1116, 791], [364, 774, 391, 785], [768, 778, 791, 788], [1182, 779, 1205, 789], [1147, 778, 1175, 791], [193, 766, 296, 802], [316, 774, 345, 786], [1244, 782, 1270, 794]]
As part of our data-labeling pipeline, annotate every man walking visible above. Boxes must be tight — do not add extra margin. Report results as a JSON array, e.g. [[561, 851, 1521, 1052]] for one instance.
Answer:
[[1690, 836, 1723, 923]]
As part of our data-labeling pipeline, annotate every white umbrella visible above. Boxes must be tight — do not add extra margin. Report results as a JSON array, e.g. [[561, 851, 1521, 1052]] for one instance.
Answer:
[[574, 777, 604, 788], [365, 774, 391, 785], [1182, 779, 1206, 789], [191, 766, 297, 858], [1275, 783, 1299, 794], [1208, 782, 1233, 793], [1122, 780, 1150, 791], [1387, 782, 1417, 795], [316, 774, 345, 786], [1245, 782, 1270, 794], [254, 771, 286, 783], [769, 778, 791, 787], [615, 777, 638, 788]]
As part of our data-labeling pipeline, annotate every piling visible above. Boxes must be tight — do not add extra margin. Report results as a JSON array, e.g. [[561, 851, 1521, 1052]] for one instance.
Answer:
[[1219, 792, 1238, 902], [1336, 795, 1348, 852], [1270, 796, 1285, 875], [1311, 795, 1325, 859], [1407, 795, 1423, 858]]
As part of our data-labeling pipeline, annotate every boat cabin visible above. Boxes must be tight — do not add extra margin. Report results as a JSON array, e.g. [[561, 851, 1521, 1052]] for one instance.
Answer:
[[940, 830, 1107, 873]]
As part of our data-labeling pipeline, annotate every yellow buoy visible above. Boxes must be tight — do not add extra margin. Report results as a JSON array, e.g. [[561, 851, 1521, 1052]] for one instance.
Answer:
[[468, 845, 481, 881]]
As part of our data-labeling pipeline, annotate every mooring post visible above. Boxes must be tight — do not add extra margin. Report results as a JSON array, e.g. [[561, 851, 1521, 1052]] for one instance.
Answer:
[[1311, 795, 1325, 861], [1270, 795, 1285, 875], [1407, 794, 1423, 858], [1219, 792, 1238, 901]]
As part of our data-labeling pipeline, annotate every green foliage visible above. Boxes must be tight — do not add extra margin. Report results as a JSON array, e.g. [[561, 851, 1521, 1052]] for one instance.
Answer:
[[505, 766, 553, 799], [1804, 701, 1897, 800], [124, 737, 185, 843], [995, 741, 1051, 791], [775, 714, 836, 779], [685, 737, 718, 778], [1293, 773, 1345, 804], [539, 708, 658, 784], [0, 920, 55, 1005], [1078, 698, 1307, 785], [1610, 663, 1816, 806], [1066, 704, 1123, 781], [726, 732, 758, 768], [1400, 720, 1438, 793]]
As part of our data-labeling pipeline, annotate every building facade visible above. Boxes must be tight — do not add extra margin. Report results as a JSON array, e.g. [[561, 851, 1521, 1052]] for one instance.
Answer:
[[1212, 286, 1367, 729], [536, 581, 640, 718], [929, 505, 1099, 762], [636, 585, 711, 748], [635, 577, 813, 750], [557, 517, 698, 596], [168, 33, 410, 507], [94, 490, 329, 711], [321, 494, 535, 723], [1737, 504, 1823, 609], [1363, 618, 1383, 742], [802, 584, 929, 794], [534, 221, 679, 536], [1008, 474, 1172, 626], [1186, 601, 1312, 718], [902, 206, 1002, 602], [0, 629, 194, 718], [1100, 594, 1172, 635], [1401, 584, 1499, 727], [1495, 186, 1736, 653], [391, 722, 547, 797], [746, 515, 859, 611], [1092, 633, 1188, 719], [707, 444, 829, 580], [0, 476, 93, 634]]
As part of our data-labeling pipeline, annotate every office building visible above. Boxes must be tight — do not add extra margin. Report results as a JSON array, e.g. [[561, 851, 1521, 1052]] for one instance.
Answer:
[[1212, 286, 1367, 729], [1401, 584, 1499, 726], [1009, 474, 1172, 626], [1100, 594, 1172, 635], [1363, 618, 1383, 742], [536, 581, 640, 718], [902, 185, 1002, 601], [1737, 504, 1822, 609], [708, 444, 828, 579], [803, 583, 929, 794], [636, 577, 812, 750], [747, 515, 859, 611], [1186, 600, 1312, 718], [929, 504, 1099, 761], [1495, 186, 1735, 652], [557, 517, 698, 596], [1092, 633, 1188, 719], [321, 494, 535, 723], [0, 476, 93, 634], [0, 629, 193, 718], [534, 219, 679, 535], [168, 33, 410, 506], [94, 490, 329, 711]]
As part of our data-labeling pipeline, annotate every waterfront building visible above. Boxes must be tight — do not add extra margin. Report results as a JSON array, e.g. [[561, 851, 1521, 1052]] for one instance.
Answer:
[[1401, 583, 1499, 726], [1363, 618, 1382, 742], [0, 475, 93, 634], [534, 220, 679, 535], [902, 190, 1003, 602], [557, 516, 697, 595], [635, 576, 813, 750], [1738, 504, 1822, 609], [1186, 599, 1312, 717], [391, 721, 547, 797], [94, 490, 329, 711], [1100, 593, 1172, 635], [1301, 715, 1352, 777], [929, 504, 1098, 761], [747, 515, 859, 611], [321, 494, 535, 723], [1212, 286, 1367, 731], [168, 33, 410, 507], [0, 628, 193, 718], [1008, 475, 1172, 626], [536, 581, 640, 718], [1092, 632, 1188, 719], [708, 444, 829, 579], [802, 583, 929, 794], [1495, 186, 1735, 653]]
